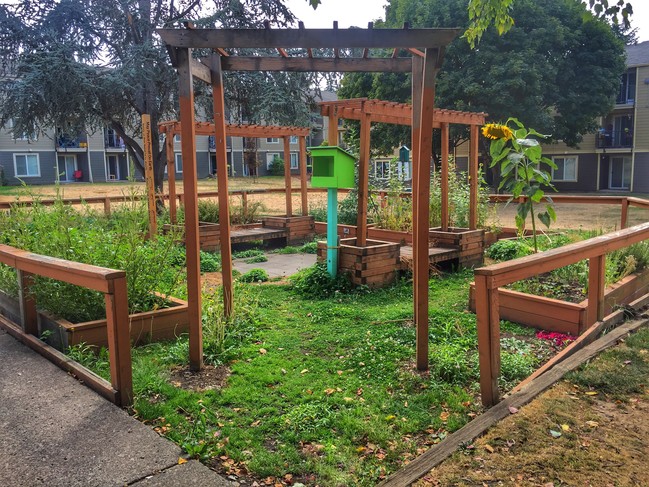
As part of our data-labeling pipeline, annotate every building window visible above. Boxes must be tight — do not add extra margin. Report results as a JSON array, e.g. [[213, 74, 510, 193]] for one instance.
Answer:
[[290, 153, 299, 169], [8, 120, 36, 141], [266, 137, 279, 144], [289, 135, 299, 144], [14, 153, 40, 178], [375, 160, 390, 179], [175, 153, 183, 173], [552, 156, 577, 182], [174, 134, 181, 142], [617, 68, 636, 105]]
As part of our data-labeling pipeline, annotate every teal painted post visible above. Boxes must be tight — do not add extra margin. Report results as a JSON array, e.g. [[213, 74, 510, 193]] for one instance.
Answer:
[[327, 187, 338, 277]]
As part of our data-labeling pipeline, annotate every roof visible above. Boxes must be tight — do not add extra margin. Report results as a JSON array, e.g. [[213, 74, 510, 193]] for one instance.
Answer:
[[626, 41, 649, 67]]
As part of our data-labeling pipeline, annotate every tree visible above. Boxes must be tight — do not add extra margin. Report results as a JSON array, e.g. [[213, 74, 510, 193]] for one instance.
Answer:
[[338, 0, 625, 158], [0, 0, 311, 195]]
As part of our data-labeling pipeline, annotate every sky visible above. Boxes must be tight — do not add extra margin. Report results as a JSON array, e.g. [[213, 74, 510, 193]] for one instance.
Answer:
[[284, 0, 649, 42]]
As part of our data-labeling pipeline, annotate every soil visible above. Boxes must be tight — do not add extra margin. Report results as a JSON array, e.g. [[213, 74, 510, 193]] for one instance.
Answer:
[[168, 364, 230, 392], [414, 382, 649, 487]]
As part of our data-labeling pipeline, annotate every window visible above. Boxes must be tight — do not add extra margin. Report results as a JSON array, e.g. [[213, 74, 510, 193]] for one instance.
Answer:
[[175, 153, 183, 173], [14, 154, 40, 177], [289, 135, 299, 144], [290, 153, 299, 169], [375, 160, 390, 179], [174, 134, 181, 142], [266, 137, 279, 144], [617, 68, 636, 105], [8, 119, 36, 141], [552, 156, 577, 182]]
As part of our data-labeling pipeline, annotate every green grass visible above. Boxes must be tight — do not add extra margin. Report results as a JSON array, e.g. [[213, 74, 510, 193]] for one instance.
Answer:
[[76, 269, 547, 486]]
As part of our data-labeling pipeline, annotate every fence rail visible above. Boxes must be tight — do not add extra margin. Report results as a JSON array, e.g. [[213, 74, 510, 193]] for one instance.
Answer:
[[0, 244, 133, 407]]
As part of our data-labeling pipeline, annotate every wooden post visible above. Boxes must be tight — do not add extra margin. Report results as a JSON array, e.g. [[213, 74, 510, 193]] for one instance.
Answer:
[[103, 197, 111, 217], [166, 131, 177, 225], [476, 274, 500, 406], [328, 107, 339, 146], [283, 136, 292, 217], [440, 122, 449, 231], [411, 55, 423, 327], [299, 136, 308, 216], [17, 270, 37, 336], [469, 124, 479, 230], [621, 197, 629, 229], [142, 114, 157, 238], [586, 255, 606, 330], [357, 107, 371, 247], [414, 48, 440, 371], [105, 276, 133, 407], [177, 48, 203, 371], [241, 191, 248, 221], [211, 54, 234, 318]]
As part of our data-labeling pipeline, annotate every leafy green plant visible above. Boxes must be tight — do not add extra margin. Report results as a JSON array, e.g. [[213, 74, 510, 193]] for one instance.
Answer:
[[233, 249, 265, 259], [268, 155, 284, 176], [200, 251, 221, 273], [485, 118, 557, 252], [373, 159, 412, 232], [290, 262, 354, 298], [244, 255, 268, 264], [239, 268, 269, 283], [198, 200, 220, 223], [486, 239, 533, 261]]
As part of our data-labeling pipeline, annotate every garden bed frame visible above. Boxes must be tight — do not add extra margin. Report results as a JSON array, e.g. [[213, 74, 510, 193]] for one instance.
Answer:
[[0, 244, 133, 407]]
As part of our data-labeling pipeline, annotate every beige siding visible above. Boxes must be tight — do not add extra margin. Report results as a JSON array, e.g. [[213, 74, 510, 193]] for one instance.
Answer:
[[543, 133, 598, 155], [634, 66, 649, 152]]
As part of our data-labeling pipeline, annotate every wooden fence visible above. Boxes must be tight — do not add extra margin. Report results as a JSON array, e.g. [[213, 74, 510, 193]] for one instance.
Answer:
[[0, 244, 133, 407], [474, 221, 649, 406]]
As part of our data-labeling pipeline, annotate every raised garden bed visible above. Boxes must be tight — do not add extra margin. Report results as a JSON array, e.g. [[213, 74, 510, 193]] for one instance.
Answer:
[[317, 238, 401, 288], [0, 290, 189, 351], [468, 267, 649, 335], [163, 221, 289, 251], [262, 215, 315, 244], [429, 227, 486, 268]]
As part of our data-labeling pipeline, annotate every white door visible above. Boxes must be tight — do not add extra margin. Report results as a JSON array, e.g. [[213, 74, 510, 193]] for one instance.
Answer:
[[106, 155, 120, 180], [57, 155, 77, 182], [609, 156, 632, 189]]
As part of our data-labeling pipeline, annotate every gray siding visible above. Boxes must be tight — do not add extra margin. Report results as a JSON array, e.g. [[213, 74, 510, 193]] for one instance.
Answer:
[[89, 151, 106, 182], [633, 152, 649, 192], [0, 151, 57, 185]]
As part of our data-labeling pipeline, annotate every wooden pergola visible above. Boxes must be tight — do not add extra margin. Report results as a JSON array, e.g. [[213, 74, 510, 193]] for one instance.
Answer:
[[159, 121, 312, 224], [318, 98, 486, 242], [158, 24, 461, 372]]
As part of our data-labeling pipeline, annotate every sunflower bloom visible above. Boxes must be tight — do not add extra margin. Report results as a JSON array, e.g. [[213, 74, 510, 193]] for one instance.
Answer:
[[481, 123, 513, 140]]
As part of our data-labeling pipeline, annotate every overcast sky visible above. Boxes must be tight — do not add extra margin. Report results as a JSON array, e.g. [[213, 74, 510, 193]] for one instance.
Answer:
[[284, 0, 649, 42]]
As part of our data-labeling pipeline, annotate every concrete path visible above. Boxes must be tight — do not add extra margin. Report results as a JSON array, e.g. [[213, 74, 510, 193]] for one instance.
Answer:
[[0, 329, 233, 487], [233, 252, 317, 278]]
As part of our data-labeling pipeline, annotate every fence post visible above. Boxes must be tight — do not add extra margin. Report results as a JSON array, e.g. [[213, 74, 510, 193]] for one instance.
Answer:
[[476, 274, 501, 406], [104, 276, 133, 407], [621, 198, 629, 229], [586, 255, 606, 331], [103, 197, 112, 217], [242, 191, 248, 221], [17, 270, 38, 336]]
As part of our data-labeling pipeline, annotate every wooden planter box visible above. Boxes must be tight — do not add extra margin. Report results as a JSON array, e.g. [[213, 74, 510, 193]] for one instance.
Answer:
[[0, 289, 21, 325], [429, 227, 485, 268], [163, 221, 221, 251], [468, 267, 649, 335], [262, 215, 315, 244], [318, 238, 401, 288], [38, 295, 189, 351]]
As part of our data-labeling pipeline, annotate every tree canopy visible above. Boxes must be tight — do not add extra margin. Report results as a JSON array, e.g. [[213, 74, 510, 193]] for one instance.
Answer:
[[0, 0, 316, 191], [337, 0, 626, 156]]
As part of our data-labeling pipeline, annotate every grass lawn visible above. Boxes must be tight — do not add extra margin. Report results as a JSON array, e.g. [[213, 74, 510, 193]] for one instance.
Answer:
[[76, 269, 552, 486]]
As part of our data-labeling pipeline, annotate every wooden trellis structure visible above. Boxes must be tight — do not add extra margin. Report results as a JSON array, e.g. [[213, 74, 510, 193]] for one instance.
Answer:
[[159, 121, 311, 223], [158, 24, 461, 372], [319, 98, 486, 242]]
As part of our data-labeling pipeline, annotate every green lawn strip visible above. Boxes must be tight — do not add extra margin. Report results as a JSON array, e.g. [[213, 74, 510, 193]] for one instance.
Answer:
[[71, 270, 547, 486]]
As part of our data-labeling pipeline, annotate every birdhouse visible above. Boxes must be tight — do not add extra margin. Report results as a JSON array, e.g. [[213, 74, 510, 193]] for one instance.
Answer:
[[309, 146, 356, 189]]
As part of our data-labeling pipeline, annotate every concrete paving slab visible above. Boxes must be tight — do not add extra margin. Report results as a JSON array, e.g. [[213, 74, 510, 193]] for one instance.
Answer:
[[233, 252, 316, 278], [0, 329, 228, 486], [132, 460, 235, 486]]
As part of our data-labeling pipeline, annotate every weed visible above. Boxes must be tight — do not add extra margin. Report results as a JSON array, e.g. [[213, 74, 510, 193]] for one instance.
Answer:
[[233, 249, 265, 259], [244, 255, 268, 264], [290, 262, 354, 298], [239, 268, 269, 283], [67, 343, 111, 380], [200, 251, 222, 273], [486, 239, 533, 261]]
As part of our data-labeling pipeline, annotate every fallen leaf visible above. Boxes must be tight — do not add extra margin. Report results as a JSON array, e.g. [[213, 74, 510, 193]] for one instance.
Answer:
[[281, 368, 287, 375], [356, 387, 363, 396], [585, 420, 599, 428], [439, 411, 450, 421], [337, 370, 343, 375], [259, 348, 267, 354], [561, 424, 570, 432], [300, 369, 309, 374], [585, 391, 599, 396], [484, 444, 495, 453], [343, 397, 354, 402], [549, 429, 562, 438], [508, 406, 519, 414], [624, 360, 632, 365], [324, 388, 335, 396], [178, 457, 188, 465]]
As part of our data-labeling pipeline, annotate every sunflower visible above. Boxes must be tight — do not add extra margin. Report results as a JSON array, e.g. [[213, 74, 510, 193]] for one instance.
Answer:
[[481, 123, 513, 140]]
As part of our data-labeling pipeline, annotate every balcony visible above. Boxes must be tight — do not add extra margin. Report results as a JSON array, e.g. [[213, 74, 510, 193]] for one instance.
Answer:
[[105, 132, 126, 150], [596, 130, 633, 149], [56, 133, 88, 152]]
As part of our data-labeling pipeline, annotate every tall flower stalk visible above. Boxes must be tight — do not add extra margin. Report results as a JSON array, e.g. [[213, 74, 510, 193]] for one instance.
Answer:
[[484, 118, 557, 252]]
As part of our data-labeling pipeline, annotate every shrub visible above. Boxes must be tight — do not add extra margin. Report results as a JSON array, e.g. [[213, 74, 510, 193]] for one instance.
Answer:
[[198, 200, 220, 223], [299, 241, 318, 254], [239, 268, 269, 283], [268, 156, 284, 176], [244, 255, 268, 264], [200, 251, 221, 273], [291, 262, 353, 298], [486, 239, 533, 261]]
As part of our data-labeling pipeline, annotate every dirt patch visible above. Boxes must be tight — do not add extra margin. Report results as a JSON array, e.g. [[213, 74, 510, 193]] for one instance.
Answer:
[[414, 382, 649, 486], [201, 271, 223, 291], [169, 364, 230, 392]]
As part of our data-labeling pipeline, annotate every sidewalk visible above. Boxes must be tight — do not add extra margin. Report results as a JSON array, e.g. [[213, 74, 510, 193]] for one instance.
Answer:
[[0, 329, 233, 487]]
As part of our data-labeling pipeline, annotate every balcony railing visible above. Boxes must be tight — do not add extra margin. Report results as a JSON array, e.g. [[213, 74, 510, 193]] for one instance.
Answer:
[[56, 135, 87, 149], [105, 133, 126, 149], [596, 130, 633, 149]]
